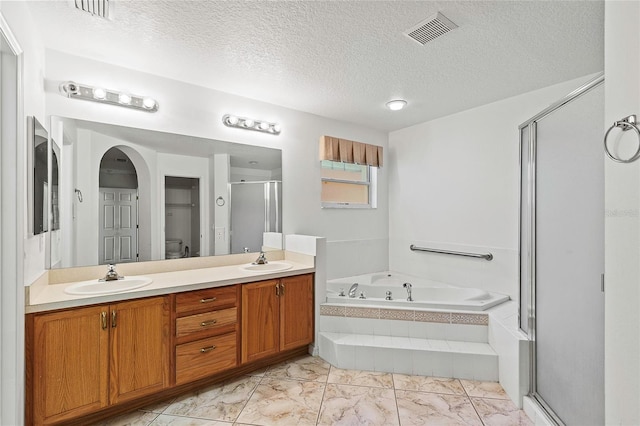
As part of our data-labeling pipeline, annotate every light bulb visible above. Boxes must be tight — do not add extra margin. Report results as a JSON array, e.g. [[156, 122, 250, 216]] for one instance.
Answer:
[[386, 99, 407, 111], [118, 93, 132, 105], [243, 119, 255, 128], [227, 115, 239, 125], [272, 123, 281, 133], [259, 121, 270, 130], [93, 87, 106, 100], [142, 97, 156, 109]]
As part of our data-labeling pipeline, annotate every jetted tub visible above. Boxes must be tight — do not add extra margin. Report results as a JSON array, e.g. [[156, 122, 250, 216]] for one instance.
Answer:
[[326, 271, 509, 311]]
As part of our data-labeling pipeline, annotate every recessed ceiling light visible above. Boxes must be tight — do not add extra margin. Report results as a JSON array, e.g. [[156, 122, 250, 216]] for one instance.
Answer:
[[249, 161, 259, 165], [386, 99, 407, 111]]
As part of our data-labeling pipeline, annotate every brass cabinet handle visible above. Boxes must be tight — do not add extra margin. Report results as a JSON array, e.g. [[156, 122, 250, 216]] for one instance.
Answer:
[[200, 319, 217, 327], [200, 297, 217, 303], [101, 312, 107, 330], [111, 310, 117, 328], [280, 283, 285, 295], [275, 283, 280, 296], [200, 345, 216, 353]]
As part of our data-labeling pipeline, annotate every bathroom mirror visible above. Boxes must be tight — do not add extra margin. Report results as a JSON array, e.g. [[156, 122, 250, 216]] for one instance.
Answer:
[[28, 116, 49, 235], [49, 116, 282, 269]]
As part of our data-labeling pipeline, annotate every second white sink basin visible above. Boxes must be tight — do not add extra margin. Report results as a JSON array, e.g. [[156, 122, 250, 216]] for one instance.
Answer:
[[64, 276, 153, 295], [240, 261, 293, 273]]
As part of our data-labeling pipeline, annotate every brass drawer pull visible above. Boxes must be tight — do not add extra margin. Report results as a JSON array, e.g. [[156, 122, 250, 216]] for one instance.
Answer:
[[200, 345, 216, 353], [275, 283, 280, 296], [111, 310, 117, 328], [200, 319, 217, 327], [200, 297, 217, 303], [101, 312, 107, 330], [280, 283, 285, 295]]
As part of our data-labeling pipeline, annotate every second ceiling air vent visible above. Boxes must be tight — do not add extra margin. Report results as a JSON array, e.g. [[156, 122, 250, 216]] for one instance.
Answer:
[[74, 0, 110, 19], [404, 12, 458, 46]]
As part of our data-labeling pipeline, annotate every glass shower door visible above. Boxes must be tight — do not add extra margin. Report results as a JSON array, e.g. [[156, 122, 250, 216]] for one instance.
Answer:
[[521, 78, 604, 425]]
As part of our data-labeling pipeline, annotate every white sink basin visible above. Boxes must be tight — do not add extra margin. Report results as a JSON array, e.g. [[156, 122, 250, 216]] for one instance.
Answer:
[[64, 276, 153, 295], [240, 262, 293, 273]]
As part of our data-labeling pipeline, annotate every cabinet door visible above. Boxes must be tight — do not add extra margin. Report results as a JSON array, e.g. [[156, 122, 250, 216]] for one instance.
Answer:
[[280, 274, 314, 351], [241, 280, 280, 363], [32, 305, 109, 425], [109, 297, 170, 404]]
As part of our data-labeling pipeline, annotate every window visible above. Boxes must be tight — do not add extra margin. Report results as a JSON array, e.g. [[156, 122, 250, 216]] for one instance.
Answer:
[[321, 160, 377, 208]]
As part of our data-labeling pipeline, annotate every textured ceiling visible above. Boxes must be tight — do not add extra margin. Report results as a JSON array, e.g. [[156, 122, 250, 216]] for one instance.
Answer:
[[26, 1, 604, 131]]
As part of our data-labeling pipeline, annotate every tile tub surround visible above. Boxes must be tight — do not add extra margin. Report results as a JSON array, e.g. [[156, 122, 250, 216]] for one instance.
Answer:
[[319, 303, 498, 382], [92, 355, 532, 426]]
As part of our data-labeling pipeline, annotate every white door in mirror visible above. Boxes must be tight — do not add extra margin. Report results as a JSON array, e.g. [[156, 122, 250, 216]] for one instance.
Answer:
[[239, 262, 293, 273], [64, 277, 153, 295]]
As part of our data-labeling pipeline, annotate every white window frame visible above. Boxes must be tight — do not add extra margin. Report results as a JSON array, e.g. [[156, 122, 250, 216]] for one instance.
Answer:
[[321, 163, 378, 209]]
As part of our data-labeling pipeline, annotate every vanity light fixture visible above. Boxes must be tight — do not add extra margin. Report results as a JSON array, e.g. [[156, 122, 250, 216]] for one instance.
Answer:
[[223, 114, 281, 135], [386, 99, 407, 111], [60, 81, 159, 113]]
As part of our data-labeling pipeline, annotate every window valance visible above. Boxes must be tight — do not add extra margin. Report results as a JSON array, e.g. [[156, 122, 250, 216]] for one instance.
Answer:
[[319, 136, 383, 167]]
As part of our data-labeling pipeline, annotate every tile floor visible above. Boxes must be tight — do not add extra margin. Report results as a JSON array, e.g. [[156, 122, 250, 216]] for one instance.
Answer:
[[95, 355, 532, 426]]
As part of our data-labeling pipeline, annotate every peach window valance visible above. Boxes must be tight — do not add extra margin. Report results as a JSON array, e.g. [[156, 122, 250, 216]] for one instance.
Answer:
[[319, 136, 383, 167]]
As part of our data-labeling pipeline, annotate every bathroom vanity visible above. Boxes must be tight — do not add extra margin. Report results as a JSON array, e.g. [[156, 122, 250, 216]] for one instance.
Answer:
[[24, 253, 314, 425]]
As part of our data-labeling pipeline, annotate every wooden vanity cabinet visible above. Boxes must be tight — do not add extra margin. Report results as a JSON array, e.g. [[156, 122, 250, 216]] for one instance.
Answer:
[[173, 285, 240, 385], [28, 296, 170, 425], [241, 274, 313, 364]]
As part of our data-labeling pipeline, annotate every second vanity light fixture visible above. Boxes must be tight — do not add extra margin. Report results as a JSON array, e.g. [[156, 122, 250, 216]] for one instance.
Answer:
[[222, 114, 281, 135], [60, 81, 159, 112]]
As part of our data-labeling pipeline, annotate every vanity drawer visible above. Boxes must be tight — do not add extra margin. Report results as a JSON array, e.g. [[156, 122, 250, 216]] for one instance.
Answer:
[[175, 332, 237, 385], [175, 285, 237, 315], [176, 307, 237, 337]]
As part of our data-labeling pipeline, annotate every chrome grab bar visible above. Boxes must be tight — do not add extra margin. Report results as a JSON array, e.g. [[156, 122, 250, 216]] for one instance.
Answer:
[[409, 244, 493, 261]]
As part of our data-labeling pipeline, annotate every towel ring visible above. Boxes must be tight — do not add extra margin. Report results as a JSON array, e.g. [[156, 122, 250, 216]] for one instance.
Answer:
[[604, 114, 640, 163]]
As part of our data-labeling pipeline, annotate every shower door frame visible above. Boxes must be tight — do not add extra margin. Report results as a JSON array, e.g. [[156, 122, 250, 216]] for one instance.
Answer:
[[519, 73, 604, 426]]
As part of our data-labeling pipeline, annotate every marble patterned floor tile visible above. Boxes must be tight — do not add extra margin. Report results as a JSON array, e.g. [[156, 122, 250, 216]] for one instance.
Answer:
[[163, 376, 261, 422], [246, 366, 269, 377], [328, 366, 394, 388], [396, 390, 482, 426], [150, 415, 232, 425], [393, 374, 466, 395], [471, 398, 533, 426], [139, 398, 176, 414], [94, 410, 159, 426], [236, 378, 325, 426], [460, 379, 509, 399], [317, 383, 399, 426], [265, 355, 330, 382]]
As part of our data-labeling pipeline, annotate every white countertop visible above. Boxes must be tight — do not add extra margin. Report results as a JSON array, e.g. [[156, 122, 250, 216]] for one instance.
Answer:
[[27, 257, 314, 314]]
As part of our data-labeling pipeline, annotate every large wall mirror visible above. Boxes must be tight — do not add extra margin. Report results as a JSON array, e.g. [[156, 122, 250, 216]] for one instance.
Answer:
[[49, 116, 282, 269], [28, 116, 49, 235]]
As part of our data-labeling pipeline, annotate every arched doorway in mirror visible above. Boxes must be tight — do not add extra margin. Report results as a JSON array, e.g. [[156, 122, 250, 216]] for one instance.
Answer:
[[98, 147, 139, 264]]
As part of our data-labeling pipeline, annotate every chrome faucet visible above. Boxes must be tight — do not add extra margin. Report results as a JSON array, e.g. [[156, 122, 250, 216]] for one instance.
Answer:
[[403, 282, 413, 301], [348, 283, 358, 298], [252, 251, 268, 265], [385, 290, 393, 301], [100, 264, 123, 282]]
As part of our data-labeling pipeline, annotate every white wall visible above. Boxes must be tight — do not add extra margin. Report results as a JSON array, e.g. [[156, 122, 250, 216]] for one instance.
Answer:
[[0, 3, 45, 424], [604, 3, 640, 424], [388, 74, 598, 299], [43, 49, 389, 280]]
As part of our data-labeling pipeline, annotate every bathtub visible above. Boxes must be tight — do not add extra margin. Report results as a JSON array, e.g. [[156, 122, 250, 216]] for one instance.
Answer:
[[326, 271, 509, 311]]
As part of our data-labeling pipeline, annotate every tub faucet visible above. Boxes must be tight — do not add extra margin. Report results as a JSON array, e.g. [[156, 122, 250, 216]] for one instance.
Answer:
[[348, 283, 358, 298], [403, 282, 413, 302], [100, 264, 123, 282], [385, 290, 393, 301], [252, 251, 268, 265]]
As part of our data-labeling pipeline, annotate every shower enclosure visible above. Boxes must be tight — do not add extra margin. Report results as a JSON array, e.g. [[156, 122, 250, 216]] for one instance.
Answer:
[[229, 181, 281, 254], [520, 74, 604, 425]]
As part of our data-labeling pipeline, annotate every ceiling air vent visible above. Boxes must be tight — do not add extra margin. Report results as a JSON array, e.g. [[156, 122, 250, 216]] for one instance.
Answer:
[[74, 0, 110, 19], [404, 12, 458, 46]]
